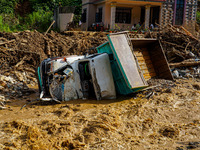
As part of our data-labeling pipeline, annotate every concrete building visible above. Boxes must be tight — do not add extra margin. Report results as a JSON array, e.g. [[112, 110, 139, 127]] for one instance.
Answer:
[[81, 0, 197, 32]]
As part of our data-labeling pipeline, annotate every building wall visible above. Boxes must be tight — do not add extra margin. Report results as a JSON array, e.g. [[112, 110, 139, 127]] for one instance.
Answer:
[[81, 5, 88, 30], [161, 0, 197, 29], [161, 0, 175, 26], [82, 0, 197, 32], [104, 3, 111, 28], [184, 0, 197, 33], [132, 6, 141, 25], [81, 3, 96, 30]]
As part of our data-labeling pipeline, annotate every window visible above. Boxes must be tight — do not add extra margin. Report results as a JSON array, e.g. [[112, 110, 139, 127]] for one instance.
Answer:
[[98, 7, 102, 22], [96, 7, 103, 22], [81, 9, 87, 23], [175, 0, 185, 25], [115, 7, 131, 24]]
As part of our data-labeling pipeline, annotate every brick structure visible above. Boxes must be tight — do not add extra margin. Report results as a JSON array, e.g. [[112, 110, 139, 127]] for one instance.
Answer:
[[161, 0, 175, 26]]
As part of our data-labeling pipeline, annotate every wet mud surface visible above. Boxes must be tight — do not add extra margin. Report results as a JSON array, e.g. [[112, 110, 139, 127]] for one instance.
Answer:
[[0, 79, 200, 150]]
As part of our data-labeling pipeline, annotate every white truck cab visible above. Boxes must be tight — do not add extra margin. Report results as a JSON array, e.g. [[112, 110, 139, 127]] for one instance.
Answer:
[[38, 53, 116, 101]]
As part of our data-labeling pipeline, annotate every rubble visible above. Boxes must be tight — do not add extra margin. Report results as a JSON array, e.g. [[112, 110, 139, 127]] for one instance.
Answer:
[[0, 75, 35, 99], [0, 30, 108, 101], [1, 28, 200, 100], [148, 25, 200, 64], [144, 24, 200, 79]]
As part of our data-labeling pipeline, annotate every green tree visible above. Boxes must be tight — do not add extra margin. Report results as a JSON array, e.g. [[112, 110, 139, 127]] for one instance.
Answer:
[[0, 0, 82, 32]]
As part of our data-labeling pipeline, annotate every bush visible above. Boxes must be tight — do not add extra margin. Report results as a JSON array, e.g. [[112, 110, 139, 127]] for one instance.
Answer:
[[0, 0, 19, 14], [196, 11, 200, 24], [24, 9, 53, 32], [0, 15, 10, 32], [0, 14, 19, 32]]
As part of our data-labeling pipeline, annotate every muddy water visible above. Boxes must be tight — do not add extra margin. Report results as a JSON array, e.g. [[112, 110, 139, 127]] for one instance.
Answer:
[[0, 79, 200, 150]]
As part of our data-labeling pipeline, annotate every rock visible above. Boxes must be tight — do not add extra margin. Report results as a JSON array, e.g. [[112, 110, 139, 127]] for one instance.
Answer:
[[192, 84, 200, 90], [0, 75, 15, 83], [188, 52, 195, 58], [0, 81, 7, 87], [14, 71, 24, 82], [0, 85, 4, 90], [172, 70, 179, 78], [0, 95, 6, 101], [7, 84, 12, 88], [0, 106, 6, 110]]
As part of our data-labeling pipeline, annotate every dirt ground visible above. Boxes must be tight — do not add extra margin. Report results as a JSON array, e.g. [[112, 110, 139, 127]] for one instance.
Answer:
[[0, 30, 200, 149], [0, 78, 199, 150]]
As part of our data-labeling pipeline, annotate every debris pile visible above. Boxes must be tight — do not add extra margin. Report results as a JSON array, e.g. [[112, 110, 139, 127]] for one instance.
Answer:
[[0, 75, 35, 97], [149, 25, 200, 78], [0, 30, 107, 101], [147, 79, 176, 93], [1, 27, 200, 101], [158, 25, 200, 63]]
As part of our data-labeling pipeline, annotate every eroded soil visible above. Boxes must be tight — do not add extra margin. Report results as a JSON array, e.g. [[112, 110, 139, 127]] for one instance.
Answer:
[[0, 79, 199, 150]]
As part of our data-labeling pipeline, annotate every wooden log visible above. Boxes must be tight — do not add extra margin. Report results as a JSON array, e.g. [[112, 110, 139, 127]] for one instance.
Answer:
[[133, 22, 145, 36], [179, 26, 198, 41], [0, 47, 39, 54], [16, 67, 36, 74], [147, 28, 153, 38], [169, 61, 200, 68], [168, 24, 199, 42], [161, 41, 185, 49], [44, 20, 55, 35], [14, 55, 28, 68], [0, 37, 8, 41], [0, 39, 15, 46], [184, 42, 190, 52]]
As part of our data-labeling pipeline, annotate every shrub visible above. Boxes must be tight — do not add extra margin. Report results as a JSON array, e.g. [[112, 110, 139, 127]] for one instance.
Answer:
[[24, 9, 53, 32], [196, 11, 200, 24]]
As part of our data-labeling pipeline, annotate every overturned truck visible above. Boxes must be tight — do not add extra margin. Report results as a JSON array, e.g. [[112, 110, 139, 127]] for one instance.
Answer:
[[37, 32, 173, 101], [37, 54, 116, 101]]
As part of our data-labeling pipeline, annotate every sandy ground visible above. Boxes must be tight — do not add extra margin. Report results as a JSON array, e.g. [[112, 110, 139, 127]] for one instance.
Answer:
[[0, 79, 200, 150]]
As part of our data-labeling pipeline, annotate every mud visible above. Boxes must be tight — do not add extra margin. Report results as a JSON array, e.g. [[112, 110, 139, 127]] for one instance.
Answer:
[[0, 79, 199, 150], [0, 30, 200, 149]]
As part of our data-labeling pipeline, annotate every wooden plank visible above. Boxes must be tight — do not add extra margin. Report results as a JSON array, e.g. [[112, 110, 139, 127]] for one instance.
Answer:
[[134, 51, 149, 57], [138, 62, 154, 68], [137, 59, 153, 64], [140, 66, 155, 73], [143, 72, 156, 76], [143, 74, 156, 79], [136, 56, 151, 60], [135, 48, 156, 81], [141, 69, 156, 74], [137, 57, 151, 61]]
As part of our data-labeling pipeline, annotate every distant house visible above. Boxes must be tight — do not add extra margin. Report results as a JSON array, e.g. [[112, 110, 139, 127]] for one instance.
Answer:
[[81, 0, 197, 32]]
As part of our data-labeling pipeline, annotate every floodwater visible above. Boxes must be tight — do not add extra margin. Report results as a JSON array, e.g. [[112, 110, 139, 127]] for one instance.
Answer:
[[0, 79, 200, 149]]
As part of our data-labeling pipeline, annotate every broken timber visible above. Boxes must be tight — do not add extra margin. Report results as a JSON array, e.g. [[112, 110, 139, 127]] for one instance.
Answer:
[[170, 61, 200, 68]]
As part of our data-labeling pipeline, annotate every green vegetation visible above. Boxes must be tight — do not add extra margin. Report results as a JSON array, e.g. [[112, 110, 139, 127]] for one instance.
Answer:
[[196, 11, 200, 24], [0, 0, 82, 32]]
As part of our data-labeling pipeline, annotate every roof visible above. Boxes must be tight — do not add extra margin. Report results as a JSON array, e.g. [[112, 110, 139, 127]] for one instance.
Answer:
[[83, 0, 165, 6]]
